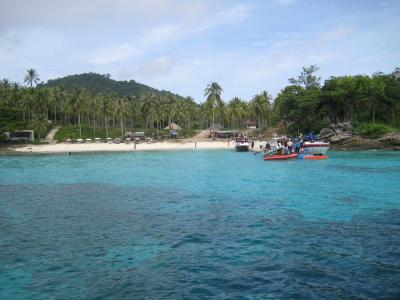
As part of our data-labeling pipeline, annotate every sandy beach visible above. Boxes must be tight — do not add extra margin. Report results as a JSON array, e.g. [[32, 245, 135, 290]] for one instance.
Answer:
[[14, 140, 242, 154]]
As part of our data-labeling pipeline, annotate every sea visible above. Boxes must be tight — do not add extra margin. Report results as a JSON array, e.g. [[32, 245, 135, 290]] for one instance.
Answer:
[[1, 150, 400, 299]]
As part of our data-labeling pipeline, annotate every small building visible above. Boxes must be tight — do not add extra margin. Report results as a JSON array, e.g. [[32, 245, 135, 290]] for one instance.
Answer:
[[245, 120, 257, 129], [209, 123, 223, 131], [4, 130, 34, 142], [125, 131, 146, 140], [216, 130, 238, 138]]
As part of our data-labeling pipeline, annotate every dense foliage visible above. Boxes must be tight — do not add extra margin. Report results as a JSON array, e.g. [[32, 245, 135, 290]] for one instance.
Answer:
[[1, 67, 399, 142], [274, 66, 400, 135], [0, 71, 272, 141], [44, 73, 183, 99]]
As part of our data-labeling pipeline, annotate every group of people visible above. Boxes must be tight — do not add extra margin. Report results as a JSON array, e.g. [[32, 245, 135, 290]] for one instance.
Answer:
[[260, 135, 306, 155]]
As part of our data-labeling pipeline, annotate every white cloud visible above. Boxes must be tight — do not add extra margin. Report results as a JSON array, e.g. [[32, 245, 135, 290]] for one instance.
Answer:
[[87, 3, 252, 65], [1, 0, 399, 102], [88, 44, 140, 65]]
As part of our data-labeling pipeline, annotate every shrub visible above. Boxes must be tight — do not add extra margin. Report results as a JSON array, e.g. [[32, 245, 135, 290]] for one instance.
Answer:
[[355, 123, 395, 138]]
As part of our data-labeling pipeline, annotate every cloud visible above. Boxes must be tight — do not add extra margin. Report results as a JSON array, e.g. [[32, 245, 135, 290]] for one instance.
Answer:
[[1, 0, 399, 102], [88, 44, 140, 65], [88, 3, 252, 65]]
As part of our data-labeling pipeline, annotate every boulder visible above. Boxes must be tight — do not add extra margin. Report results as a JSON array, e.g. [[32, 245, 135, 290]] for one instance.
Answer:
[[320, 128, 334, 135], [343, 121, 352, 130], [378, 132, 400, 146], [319, 128, 336, 140], [329, 134, 353, 144]]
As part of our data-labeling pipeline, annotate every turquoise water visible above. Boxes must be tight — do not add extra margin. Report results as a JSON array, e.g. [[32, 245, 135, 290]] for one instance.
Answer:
[[1, 150, 400, 299]]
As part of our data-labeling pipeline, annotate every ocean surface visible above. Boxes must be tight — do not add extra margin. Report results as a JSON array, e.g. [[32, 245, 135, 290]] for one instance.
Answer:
[[1, 150, 400, 299]]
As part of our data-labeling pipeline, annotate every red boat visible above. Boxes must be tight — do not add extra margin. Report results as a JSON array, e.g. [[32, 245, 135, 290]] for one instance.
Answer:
[[264, 153, 298, 161]]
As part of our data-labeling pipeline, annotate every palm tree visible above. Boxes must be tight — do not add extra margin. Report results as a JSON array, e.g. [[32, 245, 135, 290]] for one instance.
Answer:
[[204, 82, 223, 132], [33, 115, 48, 141], [69, 88, 84, 139], [163, 93, 178, 129], [250, 91, 271, 128], [114, 98, 128, 137], [227, 97, 249, 129], [100, 96, 112, 139], [89, 91, 98, 138], [24, 69, 40, 88]]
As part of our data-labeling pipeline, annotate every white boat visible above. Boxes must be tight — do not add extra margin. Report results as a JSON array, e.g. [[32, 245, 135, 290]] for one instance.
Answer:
[[303, 140, 330, 155], [235, 137, 250, 152]]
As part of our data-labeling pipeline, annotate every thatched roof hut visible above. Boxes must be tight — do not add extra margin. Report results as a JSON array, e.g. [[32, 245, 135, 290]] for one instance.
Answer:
[[164, 123, 182, 130]]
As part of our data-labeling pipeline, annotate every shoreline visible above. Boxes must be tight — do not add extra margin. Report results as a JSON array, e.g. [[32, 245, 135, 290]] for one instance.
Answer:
[[1, 140, 399, 155], [10, 140, 237, 154]]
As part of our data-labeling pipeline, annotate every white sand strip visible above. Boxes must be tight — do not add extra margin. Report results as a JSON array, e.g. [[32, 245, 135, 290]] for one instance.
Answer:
[[15, 141, 241, 154]]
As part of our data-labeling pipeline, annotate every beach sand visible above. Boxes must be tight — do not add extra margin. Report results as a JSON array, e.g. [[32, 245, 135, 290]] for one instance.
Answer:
[[14, 140, 245, 154]]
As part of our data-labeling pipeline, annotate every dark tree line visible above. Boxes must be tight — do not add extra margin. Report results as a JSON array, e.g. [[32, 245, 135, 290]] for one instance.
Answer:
[[274, 66, 400, 134]]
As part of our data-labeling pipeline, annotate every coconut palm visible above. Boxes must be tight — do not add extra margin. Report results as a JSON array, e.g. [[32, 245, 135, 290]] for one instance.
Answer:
[[24, 69, 40, 88], [33, 115, 48, 140], [250, 91, 271, 128], [88, 91, 99, 138], [100, 96, 112, 139], [204, 82, 223, 132], [227, 97, 249, 129], [114, 97, 128, 137], [163, 93, 178, 129], [69, 88, 84, 139]]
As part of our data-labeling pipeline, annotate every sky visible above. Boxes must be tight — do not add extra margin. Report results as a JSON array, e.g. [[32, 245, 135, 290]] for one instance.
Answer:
[[1, 0, 399, 101]]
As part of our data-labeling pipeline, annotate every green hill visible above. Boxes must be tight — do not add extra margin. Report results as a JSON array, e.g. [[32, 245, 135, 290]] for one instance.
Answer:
[[44, 72, 183, 98]]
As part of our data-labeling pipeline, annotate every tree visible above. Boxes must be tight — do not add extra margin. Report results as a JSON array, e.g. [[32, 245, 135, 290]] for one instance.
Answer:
[[250, 91, 271, 128], [24, 69, 40, 88], [100, 96, 112, 139], [227, 97, 249, 129], [69, 88, 84, 139], [114, 97, 128, 137], [289, 65, 321, 89], [33, 115, 48, 140], [204, 82, 223, 131]]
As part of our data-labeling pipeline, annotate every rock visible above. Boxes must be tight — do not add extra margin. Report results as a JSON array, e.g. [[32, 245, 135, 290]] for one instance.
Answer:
[[319, 122, 398, 150], [321, 132, 336, 140], [329, 134, 353, 144], [343, 121, 352, 130], [378, 132, 400, 146], [340, 137, 386, 150], [320, 128, 334, 135], [319, 128, 336, 140]]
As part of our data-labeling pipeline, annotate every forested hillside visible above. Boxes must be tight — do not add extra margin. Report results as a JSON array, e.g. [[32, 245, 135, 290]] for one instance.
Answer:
[[44, 73, 183, 99]]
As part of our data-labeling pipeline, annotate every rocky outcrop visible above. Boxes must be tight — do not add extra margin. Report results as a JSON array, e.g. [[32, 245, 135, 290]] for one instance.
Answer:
[[319, 122, 353, 145], [319, 122, 400, 150], [378, 132, 400, 146]]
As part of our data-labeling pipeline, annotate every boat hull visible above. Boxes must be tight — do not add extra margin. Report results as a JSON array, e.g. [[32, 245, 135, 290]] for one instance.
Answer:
[[303, 142, 329, 155], [264, 153, 298, 160], [235, 144, 249, 152]]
